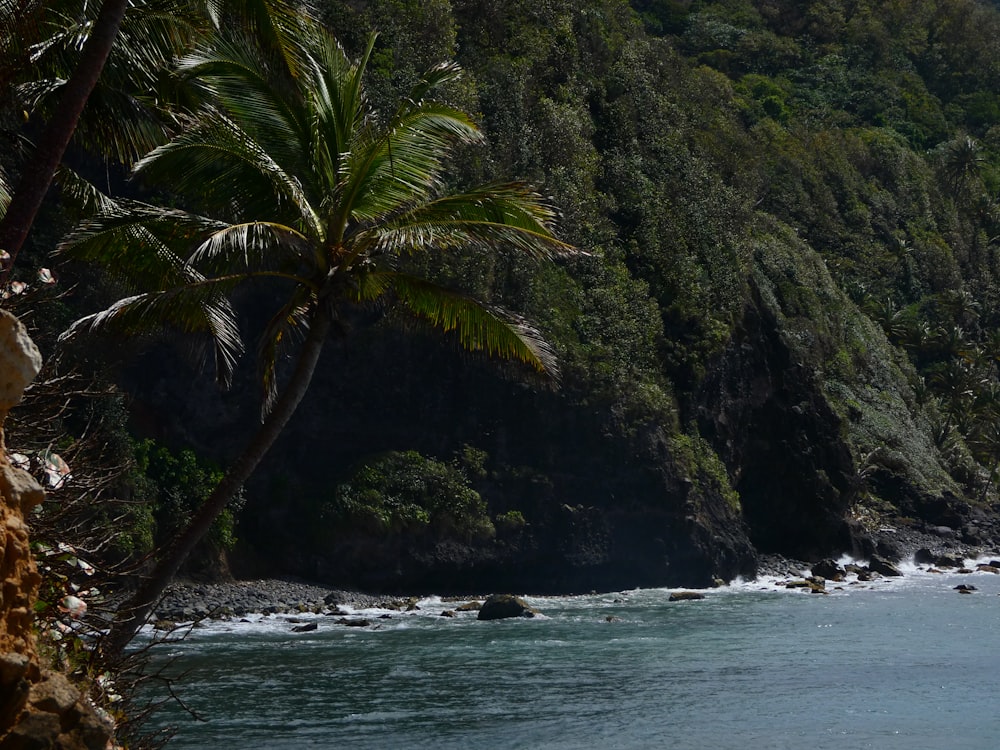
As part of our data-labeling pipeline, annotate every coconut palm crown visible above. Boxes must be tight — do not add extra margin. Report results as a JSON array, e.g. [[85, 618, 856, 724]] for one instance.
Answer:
[[62, 17, 570, 395], [59, 6, 573, 658]]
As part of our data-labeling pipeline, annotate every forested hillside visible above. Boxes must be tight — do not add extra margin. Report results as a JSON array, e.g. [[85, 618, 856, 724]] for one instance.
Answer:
[[6, 0, 1000, 596]]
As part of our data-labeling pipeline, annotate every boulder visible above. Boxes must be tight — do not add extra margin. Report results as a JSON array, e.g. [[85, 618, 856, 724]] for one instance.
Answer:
[[335, 618, 372, 627], [975, 564, 999, 574], [935, 554, 964, 568], [868, 556, 903, 577], [875, 538, 903, 562], [291, 622, 318, 632], [914, 548, 936, 565], [928, 525, 957, 539], [455, 601, 482, 612], [954, 584, 977, 592], [477, 594, 539, 620], [810, 559, 845, 580]]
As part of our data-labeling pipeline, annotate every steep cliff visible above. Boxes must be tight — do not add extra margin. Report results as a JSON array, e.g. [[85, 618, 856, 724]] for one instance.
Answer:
[[698, 226, 968, 560]]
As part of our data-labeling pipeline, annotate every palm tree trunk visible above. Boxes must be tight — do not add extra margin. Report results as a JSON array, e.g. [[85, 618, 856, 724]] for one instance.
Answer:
[[0, 0, 127, 281], [99, 310, 333, 662]]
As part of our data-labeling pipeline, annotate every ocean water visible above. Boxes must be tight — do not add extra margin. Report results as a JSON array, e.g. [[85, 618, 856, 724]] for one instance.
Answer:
[[142, 559, 1000, 749]]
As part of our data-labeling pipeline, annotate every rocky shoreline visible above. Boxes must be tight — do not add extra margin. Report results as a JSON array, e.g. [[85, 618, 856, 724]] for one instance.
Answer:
[[152, 521, 1000, 625], [757, 521, 1000, 578], [152, 578, 400, 623]]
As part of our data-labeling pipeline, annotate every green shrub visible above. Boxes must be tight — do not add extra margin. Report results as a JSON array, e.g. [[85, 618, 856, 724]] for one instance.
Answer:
[[495, 509, 527, 533], [329, 450, 495, 541]]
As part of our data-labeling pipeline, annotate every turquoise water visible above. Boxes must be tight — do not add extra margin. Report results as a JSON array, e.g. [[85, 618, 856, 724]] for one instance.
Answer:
[[144, 563, 1000, 749]]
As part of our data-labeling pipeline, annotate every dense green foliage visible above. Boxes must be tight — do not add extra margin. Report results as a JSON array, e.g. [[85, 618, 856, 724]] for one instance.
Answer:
[[300, 0, 1000, 526], [133, 439, 238, 550]]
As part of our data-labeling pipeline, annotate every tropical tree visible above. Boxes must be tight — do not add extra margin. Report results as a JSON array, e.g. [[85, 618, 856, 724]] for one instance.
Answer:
[[0, 0, 209, 281], [59, 5, 572, 659], [0, 0, 129, 277]]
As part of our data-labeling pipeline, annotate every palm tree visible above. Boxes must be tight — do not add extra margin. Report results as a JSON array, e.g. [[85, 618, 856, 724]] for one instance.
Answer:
[[60, 8, 572, 659], [0, 0, 129, 278], [0, 0, 208, 280]]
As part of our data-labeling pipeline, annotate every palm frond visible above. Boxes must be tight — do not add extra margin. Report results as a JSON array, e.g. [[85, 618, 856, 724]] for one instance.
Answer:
[[363, 182, 576, 260], [403, 60, 464, 107], [0, 166, 10, 220], [224, 0, 317, 80], [15, 0, 206, 164], [257, 285, 313, 415], [70, 81, 172, 164], [58, 199, 221, 291], [180, 31, 310, 167], [312, 31, 374, 161], [55, 164, 118, 215], [301, 33, 362, 191], [187, 220, 317, 281], [59, 276, 246, 385], [343, 104, 482, 225], [388, 273, 558, 378], [133, 108, 322, 235]]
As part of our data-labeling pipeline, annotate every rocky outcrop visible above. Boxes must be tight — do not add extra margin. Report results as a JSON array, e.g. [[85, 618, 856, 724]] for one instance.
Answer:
[[0, 311, 112, 749], [699, 228, 964, 562]]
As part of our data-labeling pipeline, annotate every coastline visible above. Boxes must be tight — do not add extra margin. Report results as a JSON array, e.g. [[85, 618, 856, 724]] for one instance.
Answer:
[[153, 521, 1000, 625]]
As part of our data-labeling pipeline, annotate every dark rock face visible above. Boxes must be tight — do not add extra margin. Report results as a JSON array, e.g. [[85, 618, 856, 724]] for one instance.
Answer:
[[697, 292, 857, 561], [477, 594, 539, 620]]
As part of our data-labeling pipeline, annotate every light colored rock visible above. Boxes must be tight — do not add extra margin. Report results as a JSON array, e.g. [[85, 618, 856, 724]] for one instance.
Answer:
[[0, 310, 42, 428]]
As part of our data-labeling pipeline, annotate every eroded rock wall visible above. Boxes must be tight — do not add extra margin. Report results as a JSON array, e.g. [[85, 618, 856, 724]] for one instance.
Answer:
[[0, 310, 112, 750], [699, 227, 965, 560]]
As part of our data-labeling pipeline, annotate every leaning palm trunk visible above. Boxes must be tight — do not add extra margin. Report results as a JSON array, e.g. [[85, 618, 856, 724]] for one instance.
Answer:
[[0, 0, 128, 279], [101, 310, 332, 661]]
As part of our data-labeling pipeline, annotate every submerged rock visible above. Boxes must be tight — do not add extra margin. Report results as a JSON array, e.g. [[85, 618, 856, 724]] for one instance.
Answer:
[[785, 579, 826, 593], [668, 591, 706, 602]]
